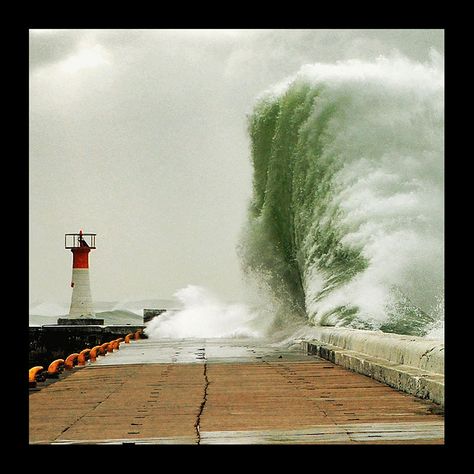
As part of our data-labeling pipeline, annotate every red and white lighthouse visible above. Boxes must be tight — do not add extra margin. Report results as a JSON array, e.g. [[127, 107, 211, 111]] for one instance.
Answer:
[[65, 230, 97, 319]]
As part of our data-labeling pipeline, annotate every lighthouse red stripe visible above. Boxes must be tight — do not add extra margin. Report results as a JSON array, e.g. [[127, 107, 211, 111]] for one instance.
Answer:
[[71, 248, 90, 268]]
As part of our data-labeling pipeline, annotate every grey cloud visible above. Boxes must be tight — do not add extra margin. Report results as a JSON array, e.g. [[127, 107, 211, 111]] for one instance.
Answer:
[[29, 30, 83, 71]]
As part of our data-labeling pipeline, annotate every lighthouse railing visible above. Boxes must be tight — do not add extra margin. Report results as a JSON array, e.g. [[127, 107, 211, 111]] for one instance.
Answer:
[[65, 233, 96, 249]]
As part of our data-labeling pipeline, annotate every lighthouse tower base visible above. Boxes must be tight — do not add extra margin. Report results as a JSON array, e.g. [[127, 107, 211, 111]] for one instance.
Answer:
[[57, 317, 104, 326]]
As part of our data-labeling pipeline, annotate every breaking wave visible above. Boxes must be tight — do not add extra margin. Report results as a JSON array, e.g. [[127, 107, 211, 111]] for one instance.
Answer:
[[239, 54, 444, 337]]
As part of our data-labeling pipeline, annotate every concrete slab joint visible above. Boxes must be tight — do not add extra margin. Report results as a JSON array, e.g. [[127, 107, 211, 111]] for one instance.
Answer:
[[301, 327, 444, 407], [194, 362, 209, 444]]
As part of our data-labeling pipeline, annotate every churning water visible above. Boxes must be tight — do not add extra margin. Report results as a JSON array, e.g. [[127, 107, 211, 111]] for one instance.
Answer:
[[144, 285, 266, 339], [238, 54, 444, 338]]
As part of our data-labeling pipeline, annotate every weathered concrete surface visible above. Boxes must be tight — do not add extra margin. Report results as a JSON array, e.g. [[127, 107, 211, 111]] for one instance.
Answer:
[[301, 327, 444, 372], [29, 339, 444, 445], [301, 328, 444, 406], [91, 338, 309, 365]]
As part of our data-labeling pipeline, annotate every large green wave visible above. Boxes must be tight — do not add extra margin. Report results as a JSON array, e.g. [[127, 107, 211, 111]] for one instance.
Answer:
[[240, 58, 444, 336]]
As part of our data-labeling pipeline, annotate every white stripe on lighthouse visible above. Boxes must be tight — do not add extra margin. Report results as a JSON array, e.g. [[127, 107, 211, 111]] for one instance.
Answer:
[[69, 268, 95, 318]]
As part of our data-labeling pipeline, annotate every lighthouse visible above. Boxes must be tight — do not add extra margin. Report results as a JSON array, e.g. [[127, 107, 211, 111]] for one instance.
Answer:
[[59, 230, 103, 325]]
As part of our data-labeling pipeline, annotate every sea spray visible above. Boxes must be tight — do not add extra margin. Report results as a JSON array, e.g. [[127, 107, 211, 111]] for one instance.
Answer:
[[144, 285, 265, 339], [239, 54, 444, 337]]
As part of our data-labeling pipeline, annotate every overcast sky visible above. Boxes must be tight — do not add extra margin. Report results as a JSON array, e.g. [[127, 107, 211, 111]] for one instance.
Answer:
[[29, 29, 444, 307]]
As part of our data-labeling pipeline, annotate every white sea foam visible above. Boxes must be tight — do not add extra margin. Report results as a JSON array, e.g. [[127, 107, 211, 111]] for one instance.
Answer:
[[144, 285, 263, 339]]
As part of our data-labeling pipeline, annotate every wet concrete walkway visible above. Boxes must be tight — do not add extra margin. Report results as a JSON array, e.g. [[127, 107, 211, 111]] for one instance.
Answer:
[[29, 338, 444, 444]]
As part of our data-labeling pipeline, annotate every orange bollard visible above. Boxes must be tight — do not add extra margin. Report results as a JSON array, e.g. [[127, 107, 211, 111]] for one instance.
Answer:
[[100, 343, 109, 354], [47, 359, 64, 376], [29, 366, 44, 387], [90, 346, 102, 362], [113, 339, 121, 350], [107, 341, 115, 353], [64, 353, 79, 370], [77, 349, 91, 366], [134, 329, 142, 340], [124, 333, 134, 343]]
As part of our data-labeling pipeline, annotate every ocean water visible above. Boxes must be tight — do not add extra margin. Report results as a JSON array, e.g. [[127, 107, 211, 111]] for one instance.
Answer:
[[28, 298, 177, 326], [238, 55, 444, 338]]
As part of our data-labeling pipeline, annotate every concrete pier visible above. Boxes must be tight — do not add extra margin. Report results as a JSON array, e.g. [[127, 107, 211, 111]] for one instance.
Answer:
[[29, 337, 444, 445], [300, 327, 444, 406]]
